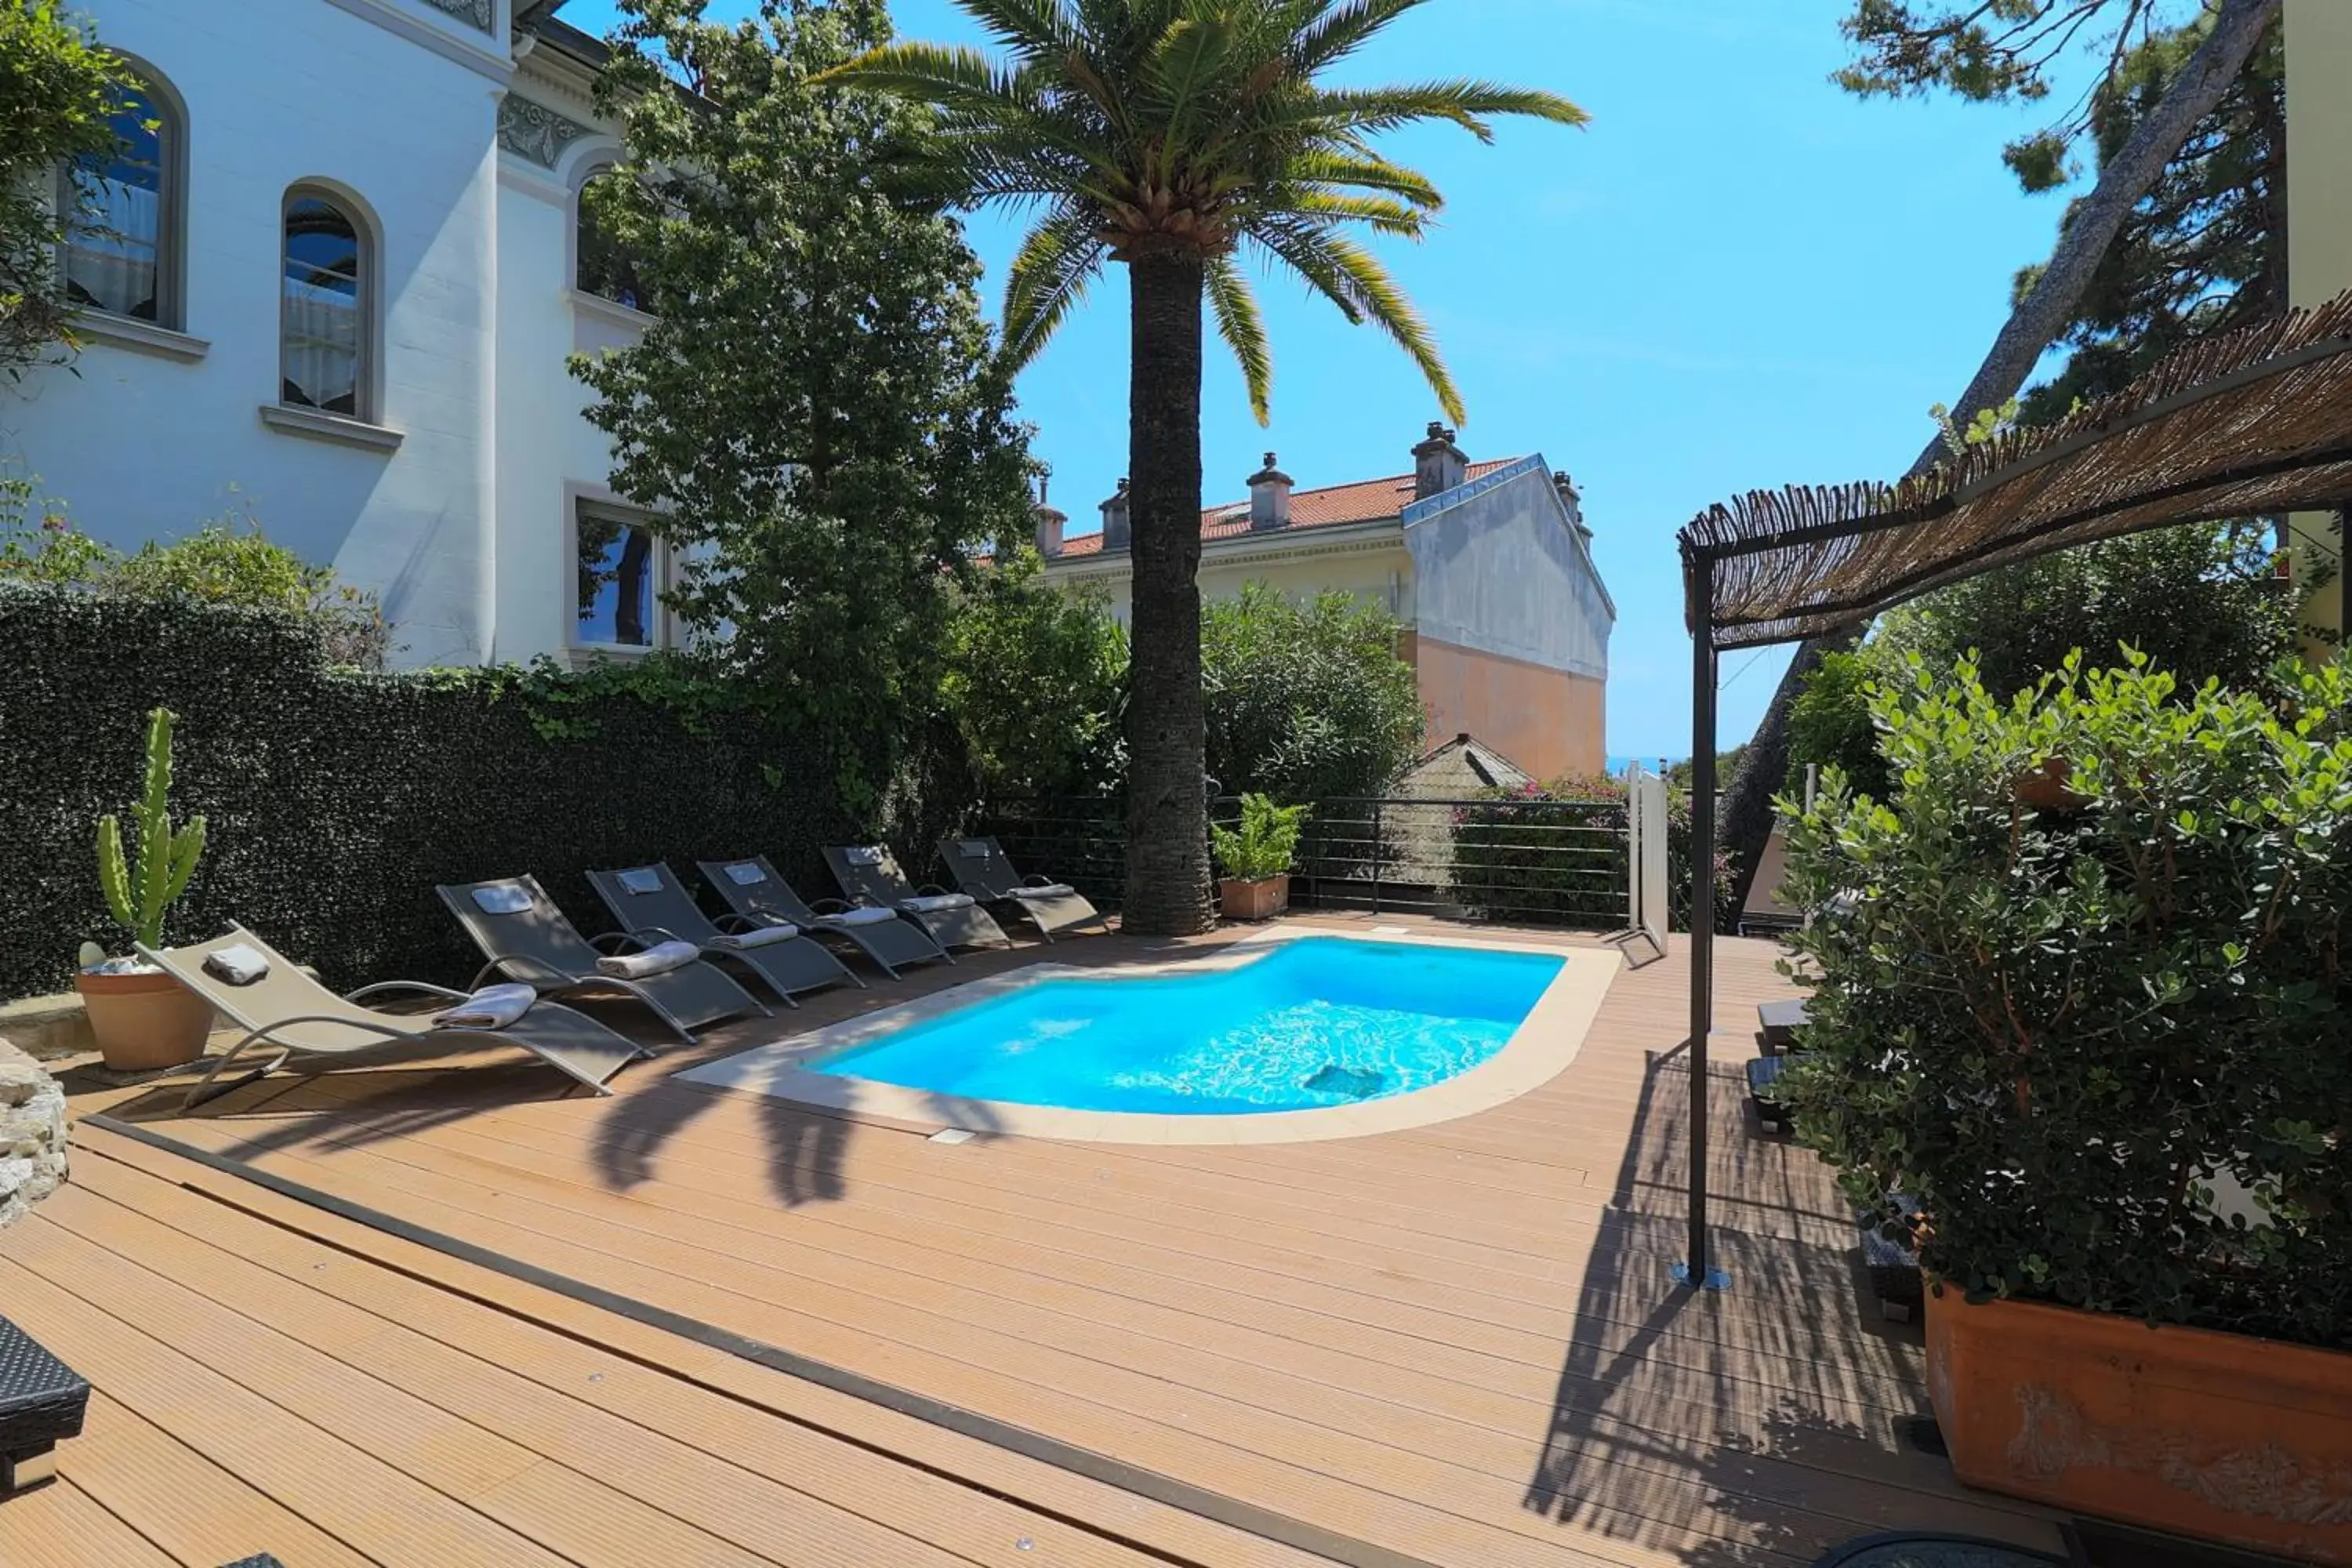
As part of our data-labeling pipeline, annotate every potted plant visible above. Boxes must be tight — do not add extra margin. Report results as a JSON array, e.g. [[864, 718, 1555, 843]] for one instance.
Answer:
[[1212, 793, 1309, 921], [76, 707, 213, 1072], [1778, 652, 2352, 1563]]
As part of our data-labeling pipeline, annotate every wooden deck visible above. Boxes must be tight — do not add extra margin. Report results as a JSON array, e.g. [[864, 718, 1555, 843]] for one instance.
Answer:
[[9, 919, 2069, 1567]]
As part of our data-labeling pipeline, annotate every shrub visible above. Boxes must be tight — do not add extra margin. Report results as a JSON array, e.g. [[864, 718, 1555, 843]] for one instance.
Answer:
[[1779, 652, 2352, 1347], [1202, 583, 1424, 801], [1784, 648, 1893, 800], [1211, 794, 1309, 882], [946, 549, 1127, 800], [1450, 775, 1733, 931]]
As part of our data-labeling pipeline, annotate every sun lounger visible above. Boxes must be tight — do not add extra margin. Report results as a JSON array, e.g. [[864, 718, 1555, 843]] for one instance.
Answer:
[[437, 875, 766, 1042], [823, 844, 1011, 952], [938, 836, 1106, 941], [587, 861, 858, 1005], [697, 856, 953, 978], [140, 926, 647, 1110]]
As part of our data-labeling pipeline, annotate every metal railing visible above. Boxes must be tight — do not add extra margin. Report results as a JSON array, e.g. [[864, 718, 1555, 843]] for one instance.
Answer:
[[979, 793, 1635, 931]]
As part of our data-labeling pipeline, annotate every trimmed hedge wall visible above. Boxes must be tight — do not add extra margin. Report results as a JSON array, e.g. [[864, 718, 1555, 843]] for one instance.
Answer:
[[0, 586, 957, 1000]]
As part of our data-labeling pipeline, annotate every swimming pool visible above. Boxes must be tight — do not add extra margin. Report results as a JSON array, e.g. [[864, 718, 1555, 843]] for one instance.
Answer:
[[806, 935, 1563, 1115]]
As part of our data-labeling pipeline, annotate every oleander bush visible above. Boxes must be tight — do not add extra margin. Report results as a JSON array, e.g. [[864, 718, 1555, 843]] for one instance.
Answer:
[[1778, 652, 2352, 1347]]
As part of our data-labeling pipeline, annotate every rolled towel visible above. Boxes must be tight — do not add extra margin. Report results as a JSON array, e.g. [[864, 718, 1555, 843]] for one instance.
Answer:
[[202, 942, 270, 985], [710, 923, 801, 950], [821, 906, 903, 928], [595, 938, 700, 979], [1016, 882, 1076, 898], [434, 982, 535, 1030], [900, 892, 976, 914]]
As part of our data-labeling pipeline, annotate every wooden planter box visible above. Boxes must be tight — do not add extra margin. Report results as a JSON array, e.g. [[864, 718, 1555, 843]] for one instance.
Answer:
[[1927, 1287, 2352, 1563], [1218, 875, 1290, 922]]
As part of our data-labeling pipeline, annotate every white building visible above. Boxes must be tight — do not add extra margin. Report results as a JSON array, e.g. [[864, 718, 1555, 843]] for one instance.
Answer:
[[4, 0, 666, 667]]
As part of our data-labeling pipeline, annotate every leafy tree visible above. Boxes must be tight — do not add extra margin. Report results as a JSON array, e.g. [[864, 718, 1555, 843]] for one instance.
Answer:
[[946, 547, 1127, 799], [1201, 583, 1422, 803], [575, 0, 1036, 812], [823, 0, 1584, 935], [2013, 11, 2282, 424], [1720, 0, 2278, 910], [0, 1, 140, 380]]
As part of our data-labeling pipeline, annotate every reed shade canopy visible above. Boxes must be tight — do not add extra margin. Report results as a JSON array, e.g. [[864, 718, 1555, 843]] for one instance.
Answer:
[[1667, 289, 2352, 1287]]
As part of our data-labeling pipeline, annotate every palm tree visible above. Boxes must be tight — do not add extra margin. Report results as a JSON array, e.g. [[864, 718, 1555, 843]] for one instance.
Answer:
[[823, 0, 1584, 935]]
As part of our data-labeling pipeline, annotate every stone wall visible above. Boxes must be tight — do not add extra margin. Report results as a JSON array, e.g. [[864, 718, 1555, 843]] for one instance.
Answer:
[[0, 1037, 67, 1228]]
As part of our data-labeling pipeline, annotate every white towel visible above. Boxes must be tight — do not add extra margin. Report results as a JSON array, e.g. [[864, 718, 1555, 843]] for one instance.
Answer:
[[843, 845, 885, 866], [822, 906, 902, 927], [710, 923, 800, 950], [202, 943, 270, 985], [900, 892, 975, 914], [1016, 882, 1076, 898], [434, 982, 535, 1030], [595, 939, 699, 979]]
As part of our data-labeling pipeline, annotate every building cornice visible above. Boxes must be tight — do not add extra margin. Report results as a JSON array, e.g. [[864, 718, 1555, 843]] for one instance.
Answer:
[[498, 93, 600, 167], [317, 0, 514, 82]]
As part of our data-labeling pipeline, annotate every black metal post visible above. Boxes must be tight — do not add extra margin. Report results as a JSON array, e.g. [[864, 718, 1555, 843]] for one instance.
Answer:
[[1683, 576, 1723, 1290]]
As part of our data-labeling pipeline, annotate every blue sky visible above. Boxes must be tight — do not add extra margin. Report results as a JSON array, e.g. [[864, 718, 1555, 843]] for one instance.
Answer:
[[561, 0, 2089, 763]]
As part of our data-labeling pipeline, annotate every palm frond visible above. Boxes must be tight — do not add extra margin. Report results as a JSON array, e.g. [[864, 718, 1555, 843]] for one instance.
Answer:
[[1285, 189, 1425, 237], [1250, 220, 1463, 423], [1292, 0, 1431, 72], [953, 0, 1082, 58], [1287, 147, 1443, 209], [1282, 79, 1588, 142], [1003, 205, 1110, 371], [1143, 13, 1234, 166], [1206, 251, 1274, 423], [818, 41, 1039, 114]]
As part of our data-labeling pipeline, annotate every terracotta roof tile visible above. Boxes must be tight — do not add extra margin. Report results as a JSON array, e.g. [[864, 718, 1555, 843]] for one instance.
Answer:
[[1052, 459, 1517, 561]]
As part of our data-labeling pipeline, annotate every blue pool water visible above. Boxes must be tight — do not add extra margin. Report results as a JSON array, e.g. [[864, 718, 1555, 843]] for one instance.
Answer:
[[811, 936, 1564, 1115]]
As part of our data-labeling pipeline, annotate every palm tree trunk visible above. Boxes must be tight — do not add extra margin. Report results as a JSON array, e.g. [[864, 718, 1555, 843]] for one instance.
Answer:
[[1122, 251, 1216, 936], [1717, 0, 2281, 915]]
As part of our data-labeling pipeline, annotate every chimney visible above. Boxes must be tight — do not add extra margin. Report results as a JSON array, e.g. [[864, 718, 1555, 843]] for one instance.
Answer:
[[1247, 452, 1293, 531], [1554, 470, 1592, 539], [1099, 477, 1131, 553], [1032, 474, 1066, 559], [1412, 421, 1466, 499]]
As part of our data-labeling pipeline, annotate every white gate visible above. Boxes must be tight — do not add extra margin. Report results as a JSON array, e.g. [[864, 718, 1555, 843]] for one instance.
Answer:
[[1625, 763, 1672, 956]]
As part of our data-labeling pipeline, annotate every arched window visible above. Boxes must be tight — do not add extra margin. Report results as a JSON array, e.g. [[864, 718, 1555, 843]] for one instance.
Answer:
[[280, 189, 369, 418], [62, 68, 183, 328], [574, 169, 645, 312]]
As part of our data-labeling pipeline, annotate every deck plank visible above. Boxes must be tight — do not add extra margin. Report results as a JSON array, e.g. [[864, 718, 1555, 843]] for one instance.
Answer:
[[58, 923, 2070, 1568]]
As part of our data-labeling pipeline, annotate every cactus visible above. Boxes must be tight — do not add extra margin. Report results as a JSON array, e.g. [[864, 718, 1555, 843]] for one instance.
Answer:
[[96, 707, 206, 950]]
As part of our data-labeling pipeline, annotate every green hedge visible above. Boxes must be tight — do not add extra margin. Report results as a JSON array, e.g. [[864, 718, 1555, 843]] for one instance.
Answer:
[[0, 586, 956, 999], [1450, 778, 1735, 932]]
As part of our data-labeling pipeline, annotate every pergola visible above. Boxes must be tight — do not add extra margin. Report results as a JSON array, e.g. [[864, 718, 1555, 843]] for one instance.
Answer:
[[1671, 291, 2352, 1286]]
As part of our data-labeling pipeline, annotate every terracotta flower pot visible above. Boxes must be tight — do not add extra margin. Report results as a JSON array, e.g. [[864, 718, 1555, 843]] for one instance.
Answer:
[[1926, 1286, 2352, 1563], [1219, 874, 1290, 922], [2011, 757, 2087, 811], [74, 967, 215, 1073]]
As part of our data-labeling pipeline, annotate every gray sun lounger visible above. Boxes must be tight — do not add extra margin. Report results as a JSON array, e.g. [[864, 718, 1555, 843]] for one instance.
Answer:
[[938, 836, 1107, 942], [698, 855, 953, 978], [141, 926, 647, 1110], [437, 874, 767, 1043], [587, 861, 858, 1005], [823, 844, 1012, 952]]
